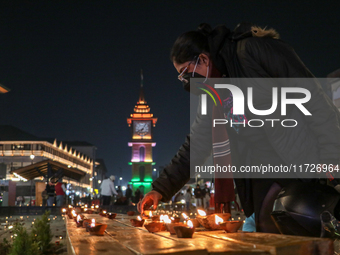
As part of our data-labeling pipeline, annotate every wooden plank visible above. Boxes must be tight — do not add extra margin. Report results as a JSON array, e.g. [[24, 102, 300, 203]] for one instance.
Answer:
[[104, 220, 207, 255], [65, 216, 134, 255], [90, 214, 269, 255], [198, 232, 333, 255], [155, 230, 269, 255], [82, 214, 334, 255]]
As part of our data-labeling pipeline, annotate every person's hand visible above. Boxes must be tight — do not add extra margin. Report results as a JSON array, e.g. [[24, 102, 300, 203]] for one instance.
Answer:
[[137, 190, 162, 215]]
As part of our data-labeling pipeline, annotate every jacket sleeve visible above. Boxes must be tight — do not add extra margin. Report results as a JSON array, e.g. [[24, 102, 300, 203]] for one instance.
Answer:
[[244, 37, 340, 164], [152, 95, 213, 202]]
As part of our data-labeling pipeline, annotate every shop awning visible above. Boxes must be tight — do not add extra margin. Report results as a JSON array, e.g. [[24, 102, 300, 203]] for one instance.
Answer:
[[10, 159, 86, 181]]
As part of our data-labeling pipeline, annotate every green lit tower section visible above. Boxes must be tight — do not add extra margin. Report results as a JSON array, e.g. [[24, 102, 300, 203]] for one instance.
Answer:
[[127, 71, 157, 195]]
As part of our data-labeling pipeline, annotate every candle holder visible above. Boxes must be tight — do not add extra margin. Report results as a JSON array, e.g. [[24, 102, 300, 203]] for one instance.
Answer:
[[144, 222, 166, 233], [89, 223, 107, 236], [127, 211, 135, 216], [196, 213, 231, 230], [151, 215, 160, 222], [107, 213, 117, 219], [219, 220, 243, 233], [189, 218, 201, 228], [171, 217, 180, 223], [165, 223, 186, 235], [130, 218, 145, 227], [76, 220, 83, 227], [173, 225, 195, 238], [82, 219, 92, 229], [99, 211, 107, 217]]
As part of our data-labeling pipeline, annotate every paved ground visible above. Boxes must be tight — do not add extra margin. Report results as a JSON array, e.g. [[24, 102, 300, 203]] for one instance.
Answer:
[[0, 214, 67, 254]]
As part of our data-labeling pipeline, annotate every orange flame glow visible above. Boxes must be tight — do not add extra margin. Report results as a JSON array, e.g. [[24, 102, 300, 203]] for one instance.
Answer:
[[197, 209, 206, 216], [187, 220, 194, 228], [182, 213, 188, 220], [215, 215, 224, 225], [137, 216, 142, 221], [149, 211, 153, 217]]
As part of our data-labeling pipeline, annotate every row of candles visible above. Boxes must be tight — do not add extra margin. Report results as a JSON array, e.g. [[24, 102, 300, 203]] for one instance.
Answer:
[[131, 208, 244, 237], [63, 207, 108, 235]]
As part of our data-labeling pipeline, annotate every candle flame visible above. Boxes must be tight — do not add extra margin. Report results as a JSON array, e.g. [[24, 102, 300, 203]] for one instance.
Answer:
[[77, 215, 81, 222], [149, 211, 152, 217], [171, 217, 174, 221], [197, 209, 206, 216], [164, 218, 171, 224], [62, 208, 66, 213], [85, 205, 88, 208], [103, 210, 106, 214], [182, 213, 188, 220], [95, 205, 99, 208], [215, 215, 224, 225], [137, 216, 142, 221], [187, 220, 194, 228], [91, 219, 95, 227]]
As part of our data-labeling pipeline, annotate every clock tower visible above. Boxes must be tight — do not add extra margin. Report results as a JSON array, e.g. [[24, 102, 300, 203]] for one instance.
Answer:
[[127, 71, 157, 195]]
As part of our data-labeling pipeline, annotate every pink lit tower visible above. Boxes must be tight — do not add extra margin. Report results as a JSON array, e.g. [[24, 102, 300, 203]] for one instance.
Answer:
[[127, 70, 157, 195]]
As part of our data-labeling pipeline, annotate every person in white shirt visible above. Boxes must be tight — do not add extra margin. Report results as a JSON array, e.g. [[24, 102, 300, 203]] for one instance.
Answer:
[[100, 175, 118, 205]]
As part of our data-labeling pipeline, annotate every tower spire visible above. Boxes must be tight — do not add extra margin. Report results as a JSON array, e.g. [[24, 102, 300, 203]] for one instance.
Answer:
[[141, 69, 143, 88], [139, 69, 145, 103]]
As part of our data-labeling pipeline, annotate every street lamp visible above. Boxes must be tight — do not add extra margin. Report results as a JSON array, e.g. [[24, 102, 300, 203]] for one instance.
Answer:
[[119, 177, 122, 185]]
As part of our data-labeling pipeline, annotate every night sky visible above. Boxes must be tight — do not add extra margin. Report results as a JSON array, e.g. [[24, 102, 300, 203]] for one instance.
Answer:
[[0, 1, 339, 186]]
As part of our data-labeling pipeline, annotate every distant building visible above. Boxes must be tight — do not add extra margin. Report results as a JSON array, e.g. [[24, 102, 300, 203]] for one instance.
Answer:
[[0, 125, 106, 206]]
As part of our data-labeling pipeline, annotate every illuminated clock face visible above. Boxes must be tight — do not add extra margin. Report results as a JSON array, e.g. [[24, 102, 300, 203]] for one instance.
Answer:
[[135, 121, 150, 136]]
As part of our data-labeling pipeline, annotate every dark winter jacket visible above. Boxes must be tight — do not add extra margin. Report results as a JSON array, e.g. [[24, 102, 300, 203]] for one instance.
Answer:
[[152, 23, 340, 216]]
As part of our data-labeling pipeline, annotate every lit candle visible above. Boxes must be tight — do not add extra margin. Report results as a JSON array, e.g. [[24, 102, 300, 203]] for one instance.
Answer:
[[173, 219, 195, 238], [149, 211, 153, 218], [215, 215, 224, 225], [182, 213, 188, 220], [137, 216, 142, 221], [91, 219, 95, 227], [197, 209, 207, 217], [187, 220, 194, 228], [103, 210, 106, 214]]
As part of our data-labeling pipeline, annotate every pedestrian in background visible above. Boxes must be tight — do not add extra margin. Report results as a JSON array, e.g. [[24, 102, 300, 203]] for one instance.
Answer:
[[46, 182, 55, 206], [194, 184, 203, 208], [100, 175, 118, 206], [125, 184, 132, 204], [55, 178, 66, 206], [184, 188, 192, 211], [203, 184, 211, 210]]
